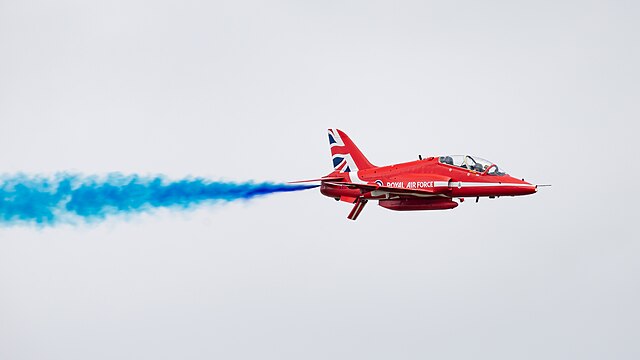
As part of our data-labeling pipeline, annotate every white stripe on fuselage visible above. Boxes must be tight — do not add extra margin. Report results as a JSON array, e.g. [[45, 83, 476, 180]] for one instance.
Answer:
[[456, 182, 532, 187], [366, 181, 533, 191], [361, 180, 531, 189], [349, 170, 367, 184]]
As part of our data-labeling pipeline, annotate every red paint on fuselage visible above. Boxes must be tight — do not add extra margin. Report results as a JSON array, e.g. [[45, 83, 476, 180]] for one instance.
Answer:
[[379, 198, 458, 211], [320, 183, 361, 199], [322, 157, 536, 204]]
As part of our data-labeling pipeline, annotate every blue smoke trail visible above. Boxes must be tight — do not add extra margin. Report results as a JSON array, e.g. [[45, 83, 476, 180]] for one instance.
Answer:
[[0, 173, 317, 226]]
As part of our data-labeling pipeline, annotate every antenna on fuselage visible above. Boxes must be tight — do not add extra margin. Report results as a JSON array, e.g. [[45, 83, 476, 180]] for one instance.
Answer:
[[418, 154, 422, 160]]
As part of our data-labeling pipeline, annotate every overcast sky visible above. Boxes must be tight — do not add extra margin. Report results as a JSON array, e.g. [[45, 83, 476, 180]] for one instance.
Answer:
[[1, 1, 639, 359]]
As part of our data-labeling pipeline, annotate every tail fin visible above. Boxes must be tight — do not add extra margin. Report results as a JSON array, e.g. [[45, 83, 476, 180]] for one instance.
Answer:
[[327, 129, 375, 173]]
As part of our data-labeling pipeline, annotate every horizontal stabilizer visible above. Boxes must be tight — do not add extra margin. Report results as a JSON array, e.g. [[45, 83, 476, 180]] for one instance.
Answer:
[[288, 176, 344, 184]]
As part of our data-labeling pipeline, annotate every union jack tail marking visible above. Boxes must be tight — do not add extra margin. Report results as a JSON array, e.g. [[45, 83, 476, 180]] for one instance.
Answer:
[[328, 129, 375, 173]]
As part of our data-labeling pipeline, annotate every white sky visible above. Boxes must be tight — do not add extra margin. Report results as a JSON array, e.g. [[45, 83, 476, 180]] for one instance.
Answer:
[[1, 1, 639, 359]]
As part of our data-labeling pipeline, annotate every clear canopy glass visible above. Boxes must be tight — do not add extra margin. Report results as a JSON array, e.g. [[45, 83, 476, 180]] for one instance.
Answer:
[[438, 155, 507, 175]]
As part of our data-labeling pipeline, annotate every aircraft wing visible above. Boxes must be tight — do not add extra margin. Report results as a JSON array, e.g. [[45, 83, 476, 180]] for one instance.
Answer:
[[324, 181, 446, 197]]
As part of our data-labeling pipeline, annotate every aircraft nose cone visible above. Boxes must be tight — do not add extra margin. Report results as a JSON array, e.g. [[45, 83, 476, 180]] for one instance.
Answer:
[[512, 177, 537, 195], [525, 182, 537, 194]]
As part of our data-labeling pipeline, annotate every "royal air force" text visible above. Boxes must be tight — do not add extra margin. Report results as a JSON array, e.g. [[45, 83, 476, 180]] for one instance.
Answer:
[[386, 181, 434, 188]]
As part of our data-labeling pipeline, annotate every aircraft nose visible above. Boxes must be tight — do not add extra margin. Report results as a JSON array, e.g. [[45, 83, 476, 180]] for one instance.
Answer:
[[511, 177, 537, 195], [525, 182, 537, 194]]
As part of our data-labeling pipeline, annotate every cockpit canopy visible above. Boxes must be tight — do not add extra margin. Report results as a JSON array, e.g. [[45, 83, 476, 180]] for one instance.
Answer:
[[438, 155, 507, 176]]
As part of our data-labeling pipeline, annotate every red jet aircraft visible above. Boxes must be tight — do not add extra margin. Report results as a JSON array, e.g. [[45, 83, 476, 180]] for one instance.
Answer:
[[293, 129, 542, 220]]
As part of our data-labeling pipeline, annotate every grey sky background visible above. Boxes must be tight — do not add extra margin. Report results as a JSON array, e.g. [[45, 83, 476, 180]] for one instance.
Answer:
[[1, 1, 639, 359]]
